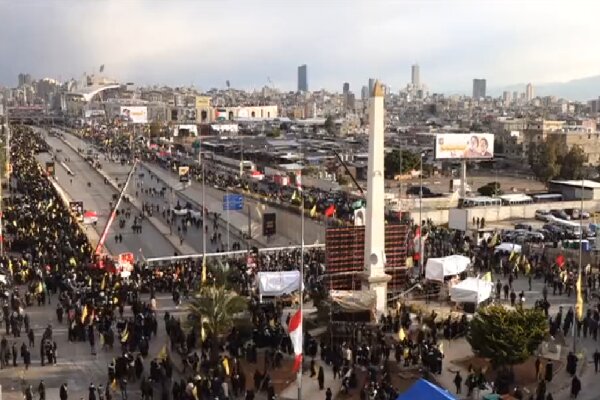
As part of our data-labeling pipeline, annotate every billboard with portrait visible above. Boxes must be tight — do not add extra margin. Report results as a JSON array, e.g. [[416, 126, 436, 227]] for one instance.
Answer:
[[435, 133, 494, 160], [119, 106, 148, 124]]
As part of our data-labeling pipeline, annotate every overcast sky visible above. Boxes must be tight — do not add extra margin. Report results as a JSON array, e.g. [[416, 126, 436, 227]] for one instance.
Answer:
[[1, 0, 599, 94]]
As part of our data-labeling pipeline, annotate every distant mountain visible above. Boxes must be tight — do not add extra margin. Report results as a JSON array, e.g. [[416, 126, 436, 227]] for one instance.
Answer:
[[490, 75, 600, 102]]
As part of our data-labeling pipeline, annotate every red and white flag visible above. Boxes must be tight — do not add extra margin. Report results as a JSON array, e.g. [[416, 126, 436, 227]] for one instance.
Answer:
[[295, 171, 302, 192], [288, 309, 303, 372]]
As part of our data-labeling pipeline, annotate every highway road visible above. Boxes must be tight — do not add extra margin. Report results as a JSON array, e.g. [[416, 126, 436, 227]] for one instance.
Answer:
[[56, 129, 326, 247], [34, 127, 177, 259]]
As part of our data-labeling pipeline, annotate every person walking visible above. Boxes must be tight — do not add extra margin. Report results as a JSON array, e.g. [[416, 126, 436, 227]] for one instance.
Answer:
[[571, 375, 581, 398], [318, 366, 325, 390], [38, 380, 46, 400], [454, 371, 463, 394], [59, 383, 68, 400], [594, 349, 600, 373]]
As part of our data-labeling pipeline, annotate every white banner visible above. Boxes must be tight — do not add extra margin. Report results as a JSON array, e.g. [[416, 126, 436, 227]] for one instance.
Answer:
[[120, 106, 148, 124], [435, 133, 494, 159]]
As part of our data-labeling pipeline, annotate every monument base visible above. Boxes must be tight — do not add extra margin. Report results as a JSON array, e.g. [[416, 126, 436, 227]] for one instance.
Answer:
[[361, 273, 392, 317]]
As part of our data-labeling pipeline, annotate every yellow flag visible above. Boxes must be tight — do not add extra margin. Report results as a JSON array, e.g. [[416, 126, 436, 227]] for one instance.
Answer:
[[201, 257, 207, 284], [398, 327, 406, 341], [291, 191, 299, 202], [157, 345, 168, 360], [310, 205, 317, 218], [483, 272, 492, 282], [101, 275, 106, 291], [121, 326, 129, 342], [439, 342, 444, 355], [110, 379, 118, 390], [37, 282, 43, 294], [576, 273, 584, 320], [81, 306, 88, 324], [222, 358, 230, 375]]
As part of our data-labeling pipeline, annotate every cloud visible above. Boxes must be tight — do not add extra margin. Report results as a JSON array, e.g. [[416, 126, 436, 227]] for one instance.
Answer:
[[1, 0, 600, 94]]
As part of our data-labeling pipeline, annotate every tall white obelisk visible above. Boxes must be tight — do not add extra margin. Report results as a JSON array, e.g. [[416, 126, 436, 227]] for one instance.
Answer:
[[362, 81, 391, 315]]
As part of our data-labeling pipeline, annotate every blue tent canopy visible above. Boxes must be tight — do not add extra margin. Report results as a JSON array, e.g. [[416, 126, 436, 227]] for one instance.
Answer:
[[396, 379, 457, 400]]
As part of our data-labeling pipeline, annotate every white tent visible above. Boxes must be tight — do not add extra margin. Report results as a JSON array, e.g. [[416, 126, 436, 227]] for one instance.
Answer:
[[257, 271, 301, 297], [494, 243, 522, 254], [450, 277, 493, 304], [425, 255, 471, 281]]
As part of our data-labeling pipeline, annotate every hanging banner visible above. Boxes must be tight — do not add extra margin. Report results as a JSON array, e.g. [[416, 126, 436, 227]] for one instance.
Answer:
[[117, 252, 135, 274], [179, 165, 190, 183], [69, 201, 84, 222], [45, 162, 55, 176]]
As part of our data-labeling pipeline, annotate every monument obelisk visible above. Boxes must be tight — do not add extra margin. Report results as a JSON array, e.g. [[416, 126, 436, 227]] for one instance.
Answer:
[[362, 81, 391, 315]]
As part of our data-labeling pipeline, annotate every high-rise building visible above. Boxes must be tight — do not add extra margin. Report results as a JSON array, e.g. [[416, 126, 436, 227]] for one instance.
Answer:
[[368, 78, 375, 96], [472, 79, 486, 100], [502, 91, 512, 104], [411, 64, 420, 89], [526, 83, 534, 101], [361, 85, 369, 101], [297, 65, 308, 92], [343, 82, 350, 95]]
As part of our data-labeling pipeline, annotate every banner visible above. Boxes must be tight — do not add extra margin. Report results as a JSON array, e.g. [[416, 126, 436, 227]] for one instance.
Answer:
[[69, 201, 84, 222], [119, 106, 148, 124], [195, 96, 211, 108], [45, 162, 55, 176], [179, 165, 190, 183], [435, 133, 494, 160], [117, 252, 135, 273]]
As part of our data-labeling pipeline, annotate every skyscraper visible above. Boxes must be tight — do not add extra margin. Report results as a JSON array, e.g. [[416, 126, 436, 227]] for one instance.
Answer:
[[411, 64, 420, 89], [368, 78, 375, 96], [361, 85, 369, 101], [297, 65, 308, 92], [343, 82, 350, 95], [472, 79, 486, 100], [526, 83, 534, 101]]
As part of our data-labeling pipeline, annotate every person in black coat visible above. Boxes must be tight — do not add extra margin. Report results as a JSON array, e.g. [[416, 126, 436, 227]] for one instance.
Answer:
[[318, 366, 325, 390], [571, 375, 581, 398], [59, 383, 68, 400]]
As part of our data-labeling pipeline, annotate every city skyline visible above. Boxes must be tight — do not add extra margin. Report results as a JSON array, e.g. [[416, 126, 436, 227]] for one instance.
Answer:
[[2, 0, 600, 98]]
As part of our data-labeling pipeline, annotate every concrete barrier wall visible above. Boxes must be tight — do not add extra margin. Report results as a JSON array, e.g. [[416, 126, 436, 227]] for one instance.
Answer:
[[420, 199, 600, 225]]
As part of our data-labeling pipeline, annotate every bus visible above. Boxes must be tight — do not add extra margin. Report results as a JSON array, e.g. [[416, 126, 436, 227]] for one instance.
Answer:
[[458, 197, 502, 208], [532, 193, 563, 203]]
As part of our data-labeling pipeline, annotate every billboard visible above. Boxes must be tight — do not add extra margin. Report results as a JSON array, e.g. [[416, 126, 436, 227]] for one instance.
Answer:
[[435, 133, 494, 160], [178, 165, 190, 183], [84, 109, 106, 119], [263, 213, 276, 236], [119, 106, 148, 124]]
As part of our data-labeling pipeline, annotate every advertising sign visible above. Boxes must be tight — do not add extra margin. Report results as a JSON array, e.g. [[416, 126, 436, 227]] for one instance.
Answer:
[[195, 96, 211, 108], [117, 252, 135, 274], [84, 109, 106, 119], [263, 212, 276, 237], [178, 166, 190, 183], [45, 162, 55, 176], [119, 106, 148, 124], [434, 133, 494, 160], [69, 201, 84, 222]]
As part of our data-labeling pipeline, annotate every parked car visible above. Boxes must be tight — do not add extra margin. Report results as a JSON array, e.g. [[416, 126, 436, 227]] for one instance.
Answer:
[[550, 209, 570, 221], [535, 209, 551, 221], [514, 223, 533, 231], [564, 208, 590, 220]]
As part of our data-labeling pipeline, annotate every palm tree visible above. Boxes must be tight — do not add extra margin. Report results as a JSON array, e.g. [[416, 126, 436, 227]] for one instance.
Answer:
[[187, 285, 247, 363]]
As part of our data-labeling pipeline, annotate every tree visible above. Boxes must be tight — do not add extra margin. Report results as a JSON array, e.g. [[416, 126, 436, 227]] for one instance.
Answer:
[[337, 174, 350, 186], [187, 286, 247, 362], [559, 145, 587, 180], [384, 150, 420, 178], [266, 127, 281, 138], [324, 116, 335, 135], [477, 182, 502, 197], [528, 138, 560, 182], [467, 305, 548, 369]]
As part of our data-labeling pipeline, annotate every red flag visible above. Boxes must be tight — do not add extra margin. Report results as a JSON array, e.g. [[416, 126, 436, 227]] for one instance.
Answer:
[[324, 204, 336, 218], [556, 254, 565, 269], [288, 309, 303, 372]]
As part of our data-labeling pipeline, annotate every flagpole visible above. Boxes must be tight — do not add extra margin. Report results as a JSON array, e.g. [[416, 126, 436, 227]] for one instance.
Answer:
[[574, 178, 584, 352], [298, 169, 304, 400]]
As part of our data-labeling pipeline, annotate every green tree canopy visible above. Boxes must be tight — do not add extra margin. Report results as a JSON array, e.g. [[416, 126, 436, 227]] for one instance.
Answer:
[[559, 145, 587, 180], [528, 138, 560, 182], [384, 149, 420, 178], [187, 286, 247, 361], [467, 305, 548, 368]]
